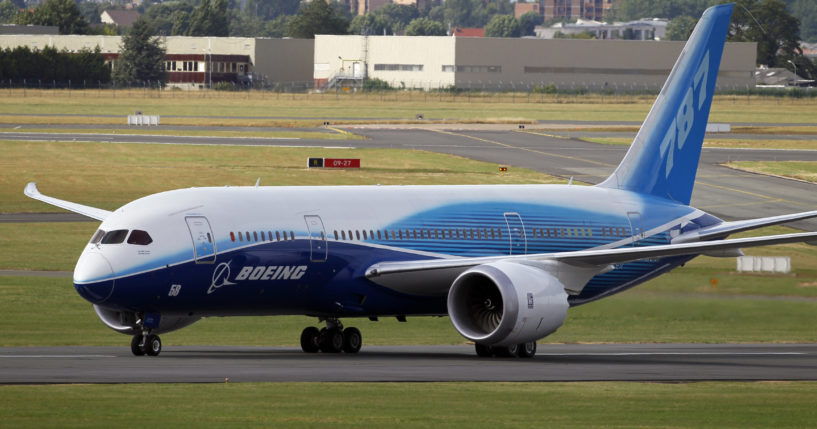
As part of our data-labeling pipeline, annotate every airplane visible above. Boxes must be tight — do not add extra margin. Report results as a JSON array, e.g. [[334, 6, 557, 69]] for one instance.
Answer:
[[24, 3, 817, 358]]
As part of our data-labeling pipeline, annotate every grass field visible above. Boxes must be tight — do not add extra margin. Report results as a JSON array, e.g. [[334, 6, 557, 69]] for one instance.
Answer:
[[2, 382, 817, 428], [727, 160, 817, 183], [0, 140, 560, 213], [1, 90, 817, 124]]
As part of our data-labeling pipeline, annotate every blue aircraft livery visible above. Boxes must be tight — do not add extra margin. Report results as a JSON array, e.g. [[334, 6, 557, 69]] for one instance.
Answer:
[[25, 4, 817, 357]]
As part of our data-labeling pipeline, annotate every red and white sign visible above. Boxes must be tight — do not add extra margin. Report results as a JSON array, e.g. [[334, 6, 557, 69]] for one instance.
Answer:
[[324, 158, 361, 168]]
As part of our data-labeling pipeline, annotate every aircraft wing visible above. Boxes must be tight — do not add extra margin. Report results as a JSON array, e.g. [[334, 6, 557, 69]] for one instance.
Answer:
[[675, 210, 817, 243], [24, 182, 111, 221], [366, 231, 817, 295]]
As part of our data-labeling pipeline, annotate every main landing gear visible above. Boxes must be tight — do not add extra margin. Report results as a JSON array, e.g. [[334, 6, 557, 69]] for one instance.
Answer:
[[130, 331, 162, 357], [300, 319, 362, 354], [474, 341, 537, 358]]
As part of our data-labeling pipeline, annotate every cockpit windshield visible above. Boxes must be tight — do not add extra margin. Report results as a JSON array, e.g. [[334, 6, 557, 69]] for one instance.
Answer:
[[93, 229, 154, 246], [127, 230, 153, 245], [101, 230, 128, 244]]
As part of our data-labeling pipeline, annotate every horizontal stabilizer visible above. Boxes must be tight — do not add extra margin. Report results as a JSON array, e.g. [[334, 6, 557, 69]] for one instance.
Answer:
[[24, 182, 111, 221]]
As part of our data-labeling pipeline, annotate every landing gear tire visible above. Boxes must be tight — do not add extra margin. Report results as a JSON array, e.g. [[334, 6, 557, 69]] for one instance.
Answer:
[[342, 327, 362, 354], [319, 327, 344, 353], [475, 343, 493, 357], [145, 334, 162, 356], [494, 344, 519, 358], [517, 341, 537, 358], [300, 327, 321, 353], [130, 334, 145, 356]]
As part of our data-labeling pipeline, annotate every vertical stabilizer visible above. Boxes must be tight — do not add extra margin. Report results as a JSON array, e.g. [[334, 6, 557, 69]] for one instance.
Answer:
[[598, 4, 733, 204]]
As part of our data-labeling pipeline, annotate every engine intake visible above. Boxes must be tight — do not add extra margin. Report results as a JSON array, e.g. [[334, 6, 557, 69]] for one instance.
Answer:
[[447, 261, 569, 347]]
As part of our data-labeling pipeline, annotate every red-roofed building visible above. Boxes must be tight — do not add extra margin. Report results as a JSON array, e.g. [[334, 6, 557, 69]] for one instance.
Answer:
[[451, 27, 484, 37]]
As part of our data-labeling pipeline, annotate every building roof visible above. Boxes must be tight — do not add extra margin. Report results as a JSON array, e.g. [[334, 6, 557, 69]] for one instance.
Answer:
[[101, 10, 140, 27], [451, 27, 484, 37]]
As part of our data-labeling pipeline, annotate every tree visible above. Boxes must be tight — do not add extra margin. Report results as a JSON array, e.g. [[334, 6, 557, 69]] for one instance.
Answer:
[[188, 0, 228, 36], [404, 17, 445, 36], [666, 15, 696, 41], [611, 0, 711, 21], [112, 17, 166, 84], [791, 0, 817, 42], [0, 0, 18, 24], [373, 3, 418, 33], [286, 0, 349, 39], [730, 0, 801, 67], [15, 0, 90, 34], [349, 13, 392, 35], [243, 0, 300, 21], [518, 11, 543, 37], [485, 14, 520, 38]]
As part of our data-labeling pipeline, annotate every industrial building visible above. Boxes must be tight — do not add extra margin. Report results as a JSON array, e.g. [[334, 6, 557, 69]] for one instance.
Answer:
[[0, 35, 313, 88], [313, 35, 757, 91], [1, 33, 756, 92]]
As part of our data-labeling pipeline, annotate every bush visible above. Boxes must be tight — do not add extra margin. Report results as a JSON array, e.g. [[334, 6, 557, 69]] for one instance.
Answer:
[[213, 81, 238, 91], [363, 78, 392, 91]]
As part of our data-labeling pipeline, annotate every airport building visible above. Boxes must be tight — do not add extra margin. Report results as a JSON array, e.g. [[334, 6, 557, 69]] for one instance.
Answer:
[[313, 35, 757, 91], [1, 33, 756, 91], [0, 35, 313, 88]]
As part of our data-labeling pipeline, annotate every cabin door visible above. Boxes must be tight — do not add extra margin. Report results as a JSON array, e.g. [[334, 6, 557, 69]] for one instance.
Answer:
[[304, 215, 327, 262], [185, 216, 216, 264], [627, 211, 644, 246], [504, 212, 527, 255]]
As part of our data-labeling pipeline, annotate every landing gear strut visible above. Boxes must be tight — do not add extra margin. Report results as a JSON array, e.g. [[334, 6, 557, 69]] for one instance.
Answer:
[[474, 341, 536, 358], [300, 319, 362, 354]]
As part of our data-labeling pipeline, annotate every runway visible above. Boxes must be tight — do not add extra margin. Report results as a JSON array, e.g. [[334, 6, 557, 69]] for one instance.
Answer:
[[2, 344, 816, 384]]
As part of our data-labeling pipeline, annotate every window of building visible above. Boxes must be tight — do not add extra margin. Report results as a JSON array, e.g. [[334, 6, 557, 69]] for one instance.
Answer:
[[374, 64, 423, 72], [441, 65, 455, 72], [455, 65, 502, 73]]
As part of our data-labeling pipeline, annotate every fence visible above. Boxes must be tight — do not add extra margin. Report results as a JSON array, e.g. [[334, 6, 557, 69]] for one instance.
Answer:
[[1, 78, 816, 105]]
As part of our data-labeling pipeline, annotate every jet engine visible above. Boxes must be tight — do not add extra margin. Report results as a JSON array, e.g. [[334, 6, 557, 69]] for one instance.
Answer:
[[94, 305, 200, 335], [447, 261, 569, 347]]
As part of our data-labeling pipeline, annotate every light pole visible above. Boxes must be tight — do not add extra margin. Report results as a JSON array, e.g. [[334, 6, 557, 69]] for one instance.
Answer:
[[788, 59, 797, 86], [203, 48, 212, 88]]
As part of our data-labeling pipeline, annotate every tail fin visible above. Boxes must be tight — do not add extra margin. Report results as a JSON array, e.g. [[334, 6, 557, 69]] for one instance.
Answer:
[[598, 4, 733, 205]]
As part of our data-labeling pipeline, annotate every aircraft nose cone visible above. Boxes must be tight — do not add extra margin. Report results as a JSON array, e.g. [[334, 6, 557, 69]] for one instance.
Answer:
[[74, 252, 115, 304]]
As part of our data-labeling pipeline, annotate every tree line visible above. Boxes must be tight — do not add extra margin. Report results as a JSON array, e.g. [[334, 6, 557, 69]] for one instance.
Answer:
[[0, 45, 110, 83]]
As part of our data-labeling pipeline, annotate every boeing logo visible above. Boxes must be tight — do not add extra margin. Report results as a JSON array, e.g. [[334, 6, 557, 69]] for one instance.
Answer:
[[208, 261, 236, 294], [235, 265, 307, 281]]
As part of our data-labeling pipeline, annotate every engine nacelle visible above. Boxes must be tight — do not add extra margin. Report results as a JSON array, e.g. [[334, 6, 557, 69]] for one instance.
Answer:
[[94, 305, 200, 335], [447, 261, 569, 347]]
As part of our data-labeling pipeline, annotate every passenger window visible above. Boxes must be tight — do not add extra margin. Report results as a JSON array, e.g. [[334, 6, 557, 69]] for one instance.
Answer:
[[127, 230, 153, 245], [261, 231, 266, 241], [90, 229, 105, 244], [355, 230, 361, 240], [377, 230, 382, 240], [334, 230, 339, 240], [254, 231, 259, 241], [230, 232, 236, 242], [246, 231, 251, 241], [239, 232, 244, 242], [289, 231, 294, 240], [101, 229, 128, 244], [341, 230, 347, 240], [363, 230, 368, 240], [275, 231, 281, 241]]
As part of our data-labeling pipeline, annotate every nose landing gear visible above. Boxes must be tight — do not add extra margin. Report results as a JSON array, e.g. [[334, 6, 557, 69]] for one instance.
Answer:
[[130, 332, 162, 356], [300, 318, 362, 354]]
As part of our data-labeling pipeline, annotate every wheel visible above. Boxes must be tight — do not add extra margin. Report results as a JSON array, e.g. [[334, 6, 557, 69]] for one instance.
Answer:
[[300, 327, 320, 353], [130, 335, 145, 356], [517, 341, 537, 358], [475, 343, 493, 357], [145, 334, 162, 356], [342, 327, 362, 354], [319, 327, 344, 353], [494, 344, 519, 358]]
